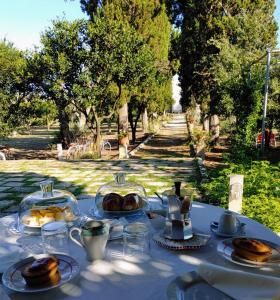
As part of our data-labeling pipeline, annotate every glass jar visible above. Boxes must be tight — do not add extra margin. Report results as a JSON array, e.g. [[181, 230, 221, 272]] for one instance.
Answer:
[[123, 222, 150, 260], [91, 173, 148, 218], [41, 221, 69, 254], [17, 180, 80, 234]]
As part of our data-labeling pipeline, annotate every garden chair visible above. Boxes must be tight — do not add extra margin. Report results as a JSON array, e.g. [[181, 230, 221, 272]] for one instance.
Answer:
[[100, 139, 111, 152], [255, 132, 277, 148], [66, 143, 79, 159], [270, 133, 277, 147], [0, 151, 6, 160]]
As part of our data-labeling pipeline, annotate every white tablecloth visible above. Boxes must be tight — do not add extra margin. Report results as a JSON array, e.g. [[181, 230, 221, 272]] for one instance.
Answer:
[[2, 199, 280, 300]]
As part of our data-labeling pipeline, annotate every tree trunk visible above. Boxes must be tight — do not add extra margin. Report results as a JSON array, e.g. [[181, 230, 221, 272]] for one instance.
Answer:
[[128, 112, 136, 144], [142, 108, 148, 134], [210, 114, 220, 145], [128, 104, 143, 144], [58, 108, 71, 148], [131, 125, 137, 143], [96, 119, 102, 158], [203, 115, 210, 132], [46, 115, 50, 131], [108, 120, 112, 133], [78, 112, 86, 130], [118, 103, 129, 132]]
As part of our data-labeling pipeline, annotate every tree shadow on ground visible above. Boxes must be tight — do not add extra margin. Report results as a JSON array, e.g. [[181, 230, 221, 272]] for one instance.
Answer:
[[0, 171, 87, 216]]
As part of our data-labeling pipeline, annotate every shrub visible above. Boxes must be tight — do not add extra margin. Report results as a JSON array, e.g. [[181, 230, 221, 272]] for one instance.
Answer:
[[79, 152, 99, 160], [201, 160, 280, 232]]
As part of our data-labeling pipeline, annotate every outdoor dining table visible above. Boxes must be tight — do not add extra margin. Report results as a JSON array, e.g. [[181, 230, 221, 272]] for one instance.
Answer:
[[1, 198, 280, 300]]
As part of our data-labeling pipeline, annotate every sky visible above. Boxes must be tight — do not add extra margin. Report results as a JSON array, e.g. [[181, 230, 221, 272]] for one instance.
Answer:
[[0, 0, 85, 50], [0, 0, 280, 50]]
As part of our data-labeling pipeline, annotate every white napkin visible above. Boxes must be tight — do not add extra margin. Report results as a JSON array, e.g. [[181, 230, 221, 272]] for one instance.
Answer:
[[198, 263, 280, 300], [0, 242, 23, 273]]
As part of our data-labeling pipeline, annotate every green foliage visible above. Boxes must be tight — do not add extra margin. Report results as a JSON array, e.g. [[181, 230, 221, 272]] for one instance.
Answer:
[[0, 40, 30, 134], [117, 129, 128, 139], [178, 0, 277, 124], [37, 19, 87, 147], [202, 160, 280, 232], [79, 152, 99, 160], [191, 129, 210, 147], [72, 13, 155, 125], [81, 0, 173, 136]]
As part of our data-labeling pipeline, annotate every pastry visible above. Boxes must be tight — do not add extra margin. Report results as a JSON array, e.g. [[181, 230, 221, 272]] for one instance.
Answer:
[[21, 256, 61, 287], [232, 238, 272, 262], [102, 193, 124, 211], [22, 206, 75, 226], [122, 193, 141, 211]]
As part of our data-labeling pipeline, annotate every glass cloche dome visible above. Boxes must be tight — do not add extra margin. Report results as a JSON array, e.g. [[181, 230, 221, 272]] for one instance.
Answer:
[[91, 173, 148, 218], [16, 180, 80, 234]]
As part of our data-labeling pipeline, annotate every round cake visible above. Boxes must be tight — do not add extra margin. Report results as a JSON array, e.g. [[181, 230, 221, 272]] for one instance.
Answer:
[[21, 256, 61, 287], [232, 238, 272, 262]]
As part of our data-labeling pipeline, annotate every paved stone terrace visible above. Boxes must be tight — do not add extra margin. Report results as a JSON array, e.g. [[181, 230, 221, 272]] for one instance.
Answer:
[[0, 114, 197, 214]]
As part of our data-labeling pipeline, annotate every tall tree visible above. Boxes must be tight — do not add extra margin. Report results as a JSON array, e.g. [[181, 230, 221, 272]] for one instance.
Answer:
[[0, 41, 36, 135], [72, 13, 155, 156], [178, 1, 277, 143], [80, 0, 173, 142], [36, 19, 87, 147]]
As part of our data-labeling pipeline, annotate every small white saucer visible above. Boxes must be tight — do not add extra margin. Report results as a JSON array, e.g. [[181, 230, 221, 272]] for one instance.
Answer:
[[210, 223, 245, 238]]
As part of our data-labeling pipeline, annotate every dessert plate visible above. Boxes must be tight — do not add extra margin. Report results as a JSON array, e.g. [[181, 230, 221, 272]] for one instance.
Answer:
[[2, 254, 80, 293], [167, 271, 233, 300], [217, 237, 280, 268], [153, 233, 210, 251]]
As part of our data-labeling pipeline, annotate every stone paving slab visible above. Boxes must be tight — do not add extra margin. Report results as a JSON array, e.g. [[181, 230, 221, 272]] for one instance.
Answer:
[[0, 187, 12, 192], [0, 114, 198, 214], [0, 193, 13, 199]]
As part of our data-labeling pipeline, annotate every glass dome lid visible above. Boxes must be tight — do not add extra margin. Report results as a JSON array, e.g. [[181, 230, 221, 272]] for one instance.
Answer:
[[91, 172, 148, 218], [17, 180, 80, 234]]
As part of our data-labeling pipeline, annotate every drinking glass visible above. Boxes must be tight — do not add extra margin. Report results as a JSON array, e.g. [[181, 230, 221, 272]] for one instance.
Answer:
[[123, 222, 150, 260], [41, 221, 69, 254]]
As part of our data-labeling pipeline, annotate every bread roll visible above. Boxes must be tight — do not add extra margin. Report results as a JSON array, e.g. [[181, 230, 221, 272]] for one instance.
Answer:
[[102, 193, 124, 211], [232, 238, 272, 262], [122, 193, 141, 211], [233, 238, 272, 253]]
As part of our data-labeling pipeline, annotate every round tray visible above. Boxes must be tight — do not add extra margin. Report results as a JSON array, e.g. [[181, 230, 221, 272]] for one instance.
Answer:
[[153, 233, 210, 251]]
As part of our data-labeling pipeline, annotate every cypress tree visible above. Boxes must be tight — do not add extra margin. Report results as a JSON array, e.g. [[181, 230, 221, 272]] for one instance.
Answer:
[[178, 1, 277, 142]]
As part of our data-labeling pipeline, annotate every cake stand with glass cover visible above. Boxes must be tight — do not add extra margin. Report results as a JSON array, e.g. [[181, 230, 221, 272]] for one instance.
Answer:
[[14, 180, 81, 235], [91, 173, 149, 220]]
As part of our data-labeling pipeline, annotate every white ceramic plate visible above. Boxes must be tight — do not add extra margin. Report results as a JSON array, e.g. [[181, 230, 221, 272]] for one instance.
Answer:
[[167, 271, 232, 300], [210, 224, 245, 238], [2, 254, 80, 293], [217, 237, 280, 268], [153, 233, 210, 251]]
